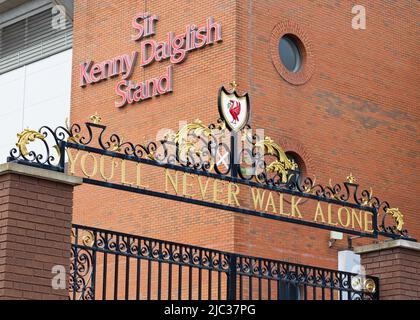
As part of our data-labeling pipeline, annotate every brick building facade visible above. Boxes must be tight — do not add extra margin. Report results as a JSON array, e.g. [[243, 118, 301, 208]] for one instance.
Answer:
[[69, 0, 419, 272]]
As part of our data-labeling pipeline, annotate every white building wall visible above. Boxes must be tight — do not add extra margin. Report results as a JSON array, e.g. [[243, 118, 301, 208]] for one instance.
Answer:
[[0, 49, 72, 164]]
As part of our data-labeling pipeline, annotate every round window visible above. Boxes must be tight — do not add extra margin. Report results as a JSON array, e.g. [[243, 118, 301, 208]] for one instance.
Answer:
[[278, 35, 302, 73]]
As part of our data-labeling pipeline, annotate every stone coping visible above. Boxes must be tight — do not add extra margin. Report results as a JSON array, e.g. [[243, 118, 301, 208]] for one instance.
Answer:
[[354, 239, 420, 254], [0, 162, 82, 186]]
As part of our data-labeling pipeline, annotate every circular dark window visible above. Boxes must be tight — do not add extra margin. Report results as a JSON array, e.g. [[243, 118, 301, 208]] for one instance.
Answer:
[[278, 35, 302, 73]]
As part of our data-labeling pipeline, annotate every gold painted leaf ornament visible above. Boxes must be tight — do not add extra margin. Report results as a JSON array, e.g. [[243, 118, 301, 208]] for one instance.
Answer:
[[16, 129, 45, 157], [385, 208, 404, 232], [255, 136, 297, 183]]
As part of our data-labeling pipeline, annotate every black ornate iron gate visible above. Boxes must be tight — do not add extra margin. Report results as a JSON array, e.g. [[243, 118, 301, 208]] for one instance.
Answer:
[[8, 87, 415, 301], [70, 224, 379, 300]]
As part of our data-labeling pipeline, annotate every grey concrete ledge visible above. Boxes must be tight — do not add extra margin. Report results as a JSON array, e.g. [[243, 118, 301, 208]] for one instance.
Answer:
[[354, 239, 420, 254], [0, 162, 82, 186]]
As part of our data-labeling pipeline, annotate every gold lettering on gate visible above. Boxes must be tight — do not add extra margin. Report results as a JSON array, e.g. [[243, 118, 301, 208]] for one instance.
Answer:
[[314, 202, 326, 223], [327, 204, 338, 226], [212, 180, 225, 204], [99, 155, 118, 181], [165, 169, 178, 194], [182, 173, 195, 198], [136, 163, 148, 189], [265, 192, 276, 213], [279, 194, 290, 216], [67, 149, 81, 175], [351, 209, 363, 230], [228, 183, 240, 207], [364, 211, 373, 233], [80, 153, 98, 178], [338, 207, 350, 228], [64, 147, 378, 235], [120, 160, 134, 186], [251, 188, 265, 210], [291, 196, 302, 218], [197, 176, 210, 200]]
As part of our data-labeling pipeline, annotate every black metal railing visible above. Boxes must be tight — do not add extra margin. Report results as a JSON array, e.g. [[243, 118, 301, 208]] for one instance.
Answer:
[[69, 224, 379, 300]]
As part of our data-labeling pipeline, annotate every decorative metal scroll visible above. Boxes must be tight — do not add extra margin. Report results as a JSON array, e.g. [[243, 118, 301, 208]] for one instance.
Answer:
[[7, 115, 413, 241]]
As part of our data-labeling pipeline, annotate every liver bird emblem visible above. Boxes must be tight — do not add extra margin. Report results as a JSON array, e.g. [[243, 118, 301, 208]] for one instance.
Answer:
[[218, 83, 250, 132], [228, 100, 241, 124]]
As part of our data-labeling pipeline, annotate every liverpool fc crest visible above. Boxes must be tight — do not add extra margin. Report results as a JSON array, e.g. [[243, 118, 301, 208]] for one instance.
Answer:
[[218, 82, 250, 132]]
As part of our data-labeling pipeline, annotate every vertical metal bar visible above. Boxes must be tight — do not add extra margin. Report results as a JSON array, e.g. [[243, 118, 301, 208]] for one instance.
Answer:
[[158, 242, 162, 301], [321, 270, 325, 300], [285, 264, 290, 301], [136, 251, 141, 300], [198, 249, 202, 301], [303, 267, 308, 301], [239, 256, 243, 300], [125, 255, 130, 300], [188, 262, 192, 300], [227, 254, 237, 300], [267, 262, 271, 301], [208, 269, 212, 300], [168, 244, 172, 301], [230, 133, 238, 178], [178, 246, 183, 300], [90, 231, 97, 301], [330, 271, 334, 300], [249, 258, 253, 300], [258, 259, 262, 300], [102, 252, 107, 300], [72, 226, 78, 301], [372, 207, 379, 238], [147, 245, 152, 300], [114, 235, 119, 300], [58, 141, 66, 172], [217, 253, 221, 300], [277, 263, 281, 301], [347, 274, 352, 301], [312, 269, 317, 300]]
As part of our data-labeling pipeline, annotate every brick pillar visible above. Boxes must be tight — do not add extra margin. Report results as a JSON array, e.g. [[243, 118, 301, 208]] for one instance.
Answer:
[[355, 240, 420, 300], [0, 163, 82, 300]]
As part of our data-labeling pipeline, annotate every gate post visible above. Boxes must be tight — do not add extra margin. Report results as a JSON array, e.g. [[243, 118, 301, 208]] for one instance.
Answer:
[[0, 163, 82, 300], [355, 240, 420, 300], [227, 254, 237, 300]]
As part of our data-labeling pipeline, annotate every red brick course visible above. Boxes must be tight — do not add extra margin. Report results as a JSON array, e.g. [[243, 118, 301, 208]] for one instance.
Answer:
[[359, 245, 420, 300], [0, 173, 74, 300]]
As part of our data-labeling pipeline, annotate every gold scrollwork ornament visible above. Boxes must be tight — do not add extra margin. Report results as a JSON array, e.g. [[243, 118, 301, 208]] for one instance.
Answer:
[[71, 229, 95, 247], [16, 129, 45, 157], [255, 136, 297, 183], [165, 119, 225, 165], [90, 112, 102, 124], [346, 173, 356, 184], [385, 208, 404, 232], [364, 278, 376, 294]]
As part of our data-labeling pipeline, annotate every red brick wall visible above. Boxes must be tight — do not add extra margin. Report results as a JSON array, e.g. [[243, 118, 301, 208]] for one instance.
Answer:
[[70, 0, 420, 271], [234, 0, 420, 265], [0, 172, 73, 300], [360, 246, 420, 300]]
